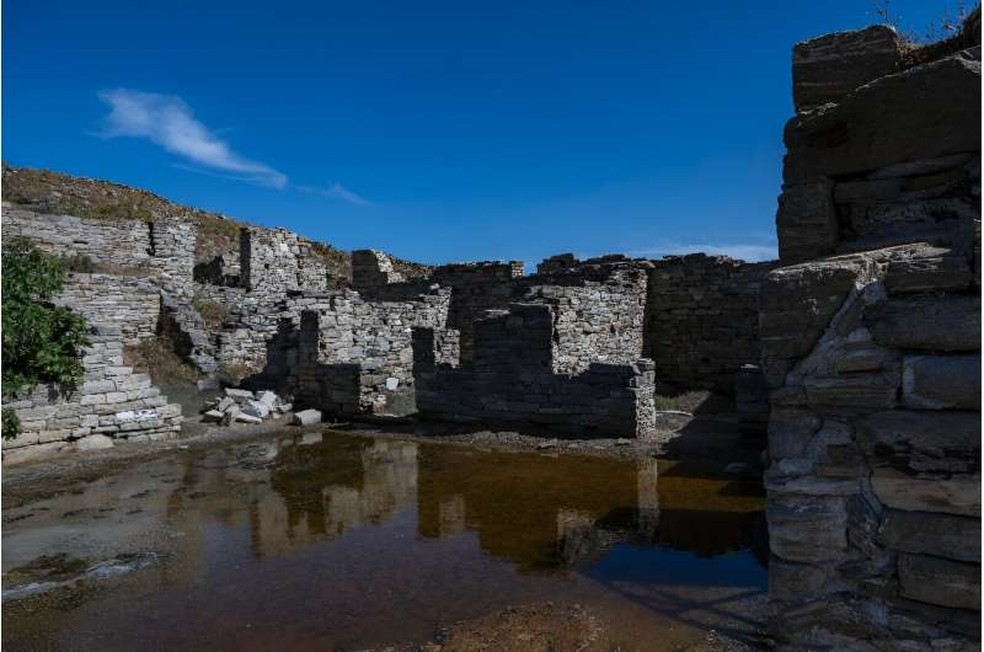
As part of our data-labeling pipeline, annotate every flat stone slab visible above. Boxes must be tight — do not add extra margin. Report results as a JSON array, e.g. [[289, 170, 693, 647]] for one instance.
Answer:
[[292, 409, 322, 426]]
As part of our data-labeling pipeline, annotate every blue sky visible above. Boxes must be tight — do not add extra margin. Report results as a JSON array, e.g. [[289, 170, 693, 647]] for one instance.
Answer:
[[2, 0, 962, 266]]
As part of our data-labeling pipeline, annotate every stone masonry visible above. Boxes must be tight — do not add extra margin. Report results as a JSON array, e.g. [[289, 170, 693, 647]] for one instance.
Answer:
[[413, 303, 657, 438], [2, 324, 183, 463], [764, 17, 980, 650]]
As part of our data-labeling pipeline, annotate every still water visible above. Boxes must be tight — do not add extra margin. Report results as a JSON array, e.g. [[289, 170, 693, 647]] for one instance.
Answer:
[[3, 432, 768, 651]]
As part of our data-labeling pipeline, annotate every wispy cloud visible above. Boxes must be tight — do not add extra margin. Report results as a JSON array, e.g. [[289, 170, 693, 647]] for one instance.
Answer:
[[98, 88, 287, 188], [296, 183, 373, 207], [629, 241, 777, 262]]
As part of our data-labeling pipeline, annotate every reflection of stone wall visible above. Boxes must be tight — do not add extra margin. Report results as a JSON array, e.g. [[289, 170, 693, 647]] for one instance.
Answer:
[[765, 20, 981, 650]]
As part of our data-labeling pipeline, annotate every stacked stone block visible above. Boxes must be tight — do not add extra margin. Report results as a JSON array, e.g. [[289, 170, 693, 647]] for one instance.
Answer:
[[1, 205, 154, 268], [2, 324, 183, 463], [764, 20, 981, 650], [57, 273, 161, 344]]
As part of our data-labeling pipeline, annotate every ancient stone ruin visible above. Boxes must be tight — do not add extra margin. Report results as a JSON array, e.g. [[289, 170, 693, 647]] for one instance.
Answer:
[[763, 17, 981, 650], [0, 9, 980, 650]]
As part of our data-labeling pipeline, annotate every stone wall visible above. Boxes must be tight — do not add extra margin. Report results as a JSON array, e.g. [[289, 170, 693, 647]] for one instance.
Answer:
[[56, 273, 161, 344], [2, 324, 183, 463], [413, 303, 656, 438], [645, 254, 776, 392], [240, 227, 335, 296], [2, 205, 154, 268], [524, 263, 648, 375], [764, 21, 981, 650]]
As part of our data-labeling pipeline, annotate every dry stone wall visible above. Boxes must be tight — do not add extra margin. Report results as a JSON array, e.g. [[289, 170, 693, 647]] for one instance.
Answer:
[[646, 254, 776, 393], [765, 20, 980, 650], [2, 205, 154, 268], [57, 273, 161, 344], [412, 303, 656, 438], [1, 324, 183, 463]]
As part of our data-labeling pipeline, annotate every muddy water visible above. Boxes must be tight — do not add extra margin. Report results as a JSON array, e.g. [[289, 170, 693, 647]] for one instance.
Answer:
[[2, 432, 768, 651]]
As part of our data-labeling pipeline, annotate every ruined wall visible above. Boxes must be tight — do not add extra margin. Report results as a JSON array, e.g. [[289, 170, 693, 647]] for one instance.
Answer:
[[525, 264, 648, 375], [240, 227, 335, 296], [150, 217, 196, 295], [646, 254, 776, 393], [764, 22, 981, 650], [413, 304, 656, 438], [57, 274, 161, 344], [2, 324, 183, 463], [2, 205, 154, 268]]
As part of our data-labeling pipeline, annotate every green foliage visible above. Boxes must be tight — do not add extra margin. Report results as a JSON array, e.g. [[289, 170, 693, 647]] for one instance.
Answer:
[[59, 253, 96, 274], [653, 394, 681, 411], [2, 238, 91, 402], [2, 409, 21, 439]]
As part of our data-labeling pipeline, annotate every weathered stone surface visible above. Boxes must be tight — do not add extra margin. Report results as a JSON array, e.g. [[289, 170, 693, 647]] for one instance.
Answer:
[[856, 410, 980, 473], [803, 372, 899, 408], [898, 554, 981, 610], [871, 472, 980, 517], [760, 258, 863, 384], [792, 25, 903, 113], [224, 388, 255, 401], [74, 434, 115, 451], [292, 409, 322, 426], [768, 493, 848, 563], [879, 510, 981, 562], [865, 296, 981, 351], [784, 52, 982, 182], [902, 354, 981, 410], [776, 179, 839, 265], [884, 249, 973, 294], [234, 412, 263, 424]]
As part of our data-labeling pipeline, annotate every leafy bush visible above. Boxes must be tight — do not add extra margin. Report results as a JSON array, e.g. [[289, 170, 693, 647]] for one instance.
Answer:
[[2, 238, 91, 401], [2, 409, 21, 440]]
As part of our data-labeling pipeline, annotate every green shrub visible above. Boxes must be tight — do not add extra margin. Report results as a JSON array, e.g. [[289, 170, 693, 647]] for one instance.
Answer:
[[2, 238, 91, 422], [2, 408, 21, 439]]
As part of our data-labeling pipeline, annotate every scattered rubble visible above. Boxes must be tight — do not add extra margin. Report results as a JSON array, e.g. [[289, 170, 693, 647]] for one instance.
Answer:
[[202, 388, 293, 426]]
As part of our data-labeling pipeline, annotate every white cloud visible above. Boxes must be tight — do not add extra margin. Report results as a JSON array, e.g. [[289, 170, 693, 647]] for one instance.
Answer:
[[629, 241, 777, 262], [98, 89, 287, 189], [296, 183, 373, 206]]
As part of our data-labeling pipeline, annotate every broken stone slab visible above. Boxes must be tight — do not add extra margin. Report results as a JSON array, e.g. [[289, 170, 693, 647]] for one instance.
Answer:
[[234, 413, 263, 425], [224, 388, 255, 401], [902, 354, 981, 410], [202, 410, 225, 423], [292, 409, 322, 426], [257, 390, 278, 408], [276, 403, 292, 414], [196, 378, 221, 392], [74, 434, 115, 451], [864, 296, 981, 351], [898, 553, 981, 611], [243, 400, 270, 419], [217, 397, 235, 412]]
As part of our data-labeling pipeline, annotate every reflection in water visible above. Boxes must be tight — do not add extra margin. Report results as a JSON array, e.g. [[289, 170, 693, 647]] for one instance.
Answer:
[[3, 433, 768, 650]]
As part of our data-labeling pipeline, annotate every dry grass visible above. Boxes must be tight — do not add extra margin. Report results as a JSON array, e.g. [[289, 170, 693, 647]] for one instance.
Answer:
[[124, 337, 199, 385]]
